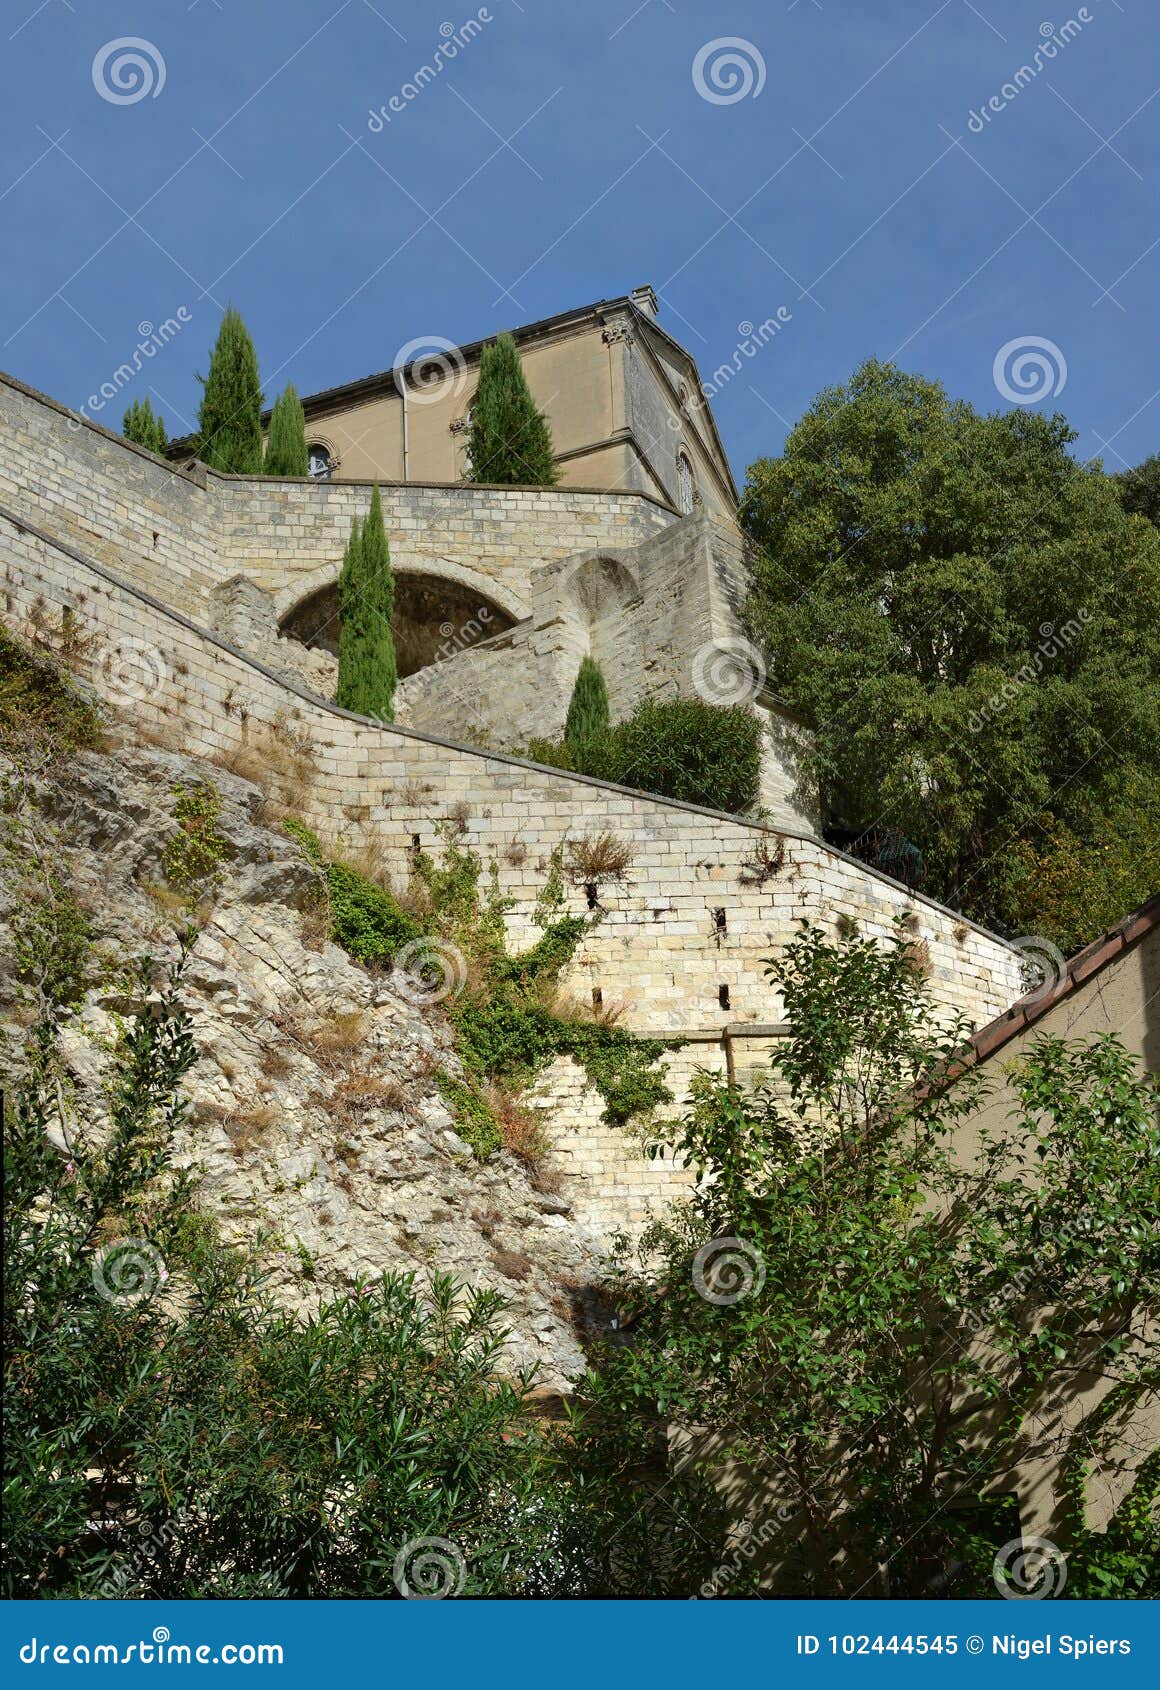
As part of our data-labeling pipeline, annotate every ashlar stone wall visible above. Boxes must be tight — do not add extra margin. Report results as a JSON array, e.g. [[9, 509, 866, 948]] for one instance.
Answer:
[[1, 507, 1025, 1242], [0, 373, 676, 627]]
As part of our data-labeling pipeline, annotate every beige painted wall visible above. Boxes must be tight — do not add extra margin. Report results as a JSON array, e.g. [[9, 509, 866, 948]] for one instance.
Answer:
[[950, 926, 1160, 1540], [293, 306, 737, 516]]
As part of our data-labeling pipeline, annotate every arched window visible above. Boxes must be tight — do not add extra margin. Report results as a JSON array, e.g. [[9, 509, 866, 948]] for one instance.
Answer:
[[308, 444, 333, 481], [676, 451, 695, 515]]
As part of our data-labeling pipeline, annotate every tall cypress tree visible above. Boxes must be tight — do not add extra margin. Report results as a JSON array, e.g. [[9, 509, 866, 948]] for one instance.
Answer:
[[335, 485, 397, 721], [564, 655, 610, 748], [195, 306, 264, 474], [122, 397, 168, 455], [466, 332, 557, 486], [264, 383, 309, 476]]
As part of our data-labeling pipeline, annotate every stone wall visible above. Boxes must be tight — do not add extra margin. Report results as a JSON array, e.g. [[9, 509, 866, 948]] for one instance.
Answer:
[[1, 507, 1025, 1242], [0, 373, 676, 627], [396, 512, 819, 835], [1, 371, 812, 828]]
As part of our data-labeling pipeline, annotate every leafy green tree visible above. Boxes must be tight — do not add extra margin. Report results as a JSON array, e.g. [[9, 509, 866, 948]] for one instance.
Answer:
[[3, 930, 719, 1597], [742, 360, 1160, 943], [1116, 452, 1160, 528], [466, 333, 557, 486], [335, 485, 397, 720], [122, 397, 168, 455], [564, 656, 610, 751], [996, 771, 1160, 954], [593, 923, 1159, 1597], [195, 306, 264, 474], [263, 383, 309, 476]]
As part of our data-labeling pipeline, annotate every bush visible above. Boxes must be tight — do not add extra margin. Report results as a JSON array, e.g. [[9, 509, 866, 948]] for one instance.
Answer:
[[593, 924, 1160, 1597], [564, 656, 610, 750], [528, 696, 763, 815], [4, 955, 720, 1597], [162, 779, 229, 898], [0, 626, 101, 761]]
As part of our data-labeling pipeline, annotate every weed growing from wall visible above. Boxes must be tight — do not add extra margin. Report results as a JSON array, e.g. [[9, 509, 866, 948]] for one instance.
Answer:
[[283, 820, 680, 1158]]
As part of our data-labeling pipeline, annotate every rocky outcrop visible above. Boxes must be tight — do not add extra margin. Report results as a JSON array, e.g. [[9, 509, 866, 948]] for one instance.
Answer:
[[1, 740, 609, 1389]]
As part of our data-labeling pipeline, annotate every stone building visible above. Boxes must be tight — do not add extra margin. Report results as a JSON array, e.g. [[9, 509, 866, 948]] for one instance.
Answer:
[[171, 287, 739, 519], [0, 305, 1026, 1241]]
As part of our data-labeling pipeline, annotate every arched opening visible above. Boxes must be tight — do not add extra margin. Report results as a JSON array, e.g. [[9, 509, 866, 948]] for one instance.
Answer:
[[307, 444, 333, 481], [278, 572, 518, 680]]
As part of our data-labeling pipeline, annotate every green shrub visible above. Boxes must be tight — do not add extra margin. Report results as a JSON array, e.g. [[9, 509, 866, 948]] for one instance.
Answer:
[[325, 861, 422, 966], [283, 820, 423, 967], [564, 656, 610, 750], [436, 1071, 503, 1158], [283, 821, 677, 1146], [162, 779, 228, 897], [609, 697, 762, 812], [0, 626, 101, 761], [527, 696, 763, 815], [11, 865, 91, 1009]]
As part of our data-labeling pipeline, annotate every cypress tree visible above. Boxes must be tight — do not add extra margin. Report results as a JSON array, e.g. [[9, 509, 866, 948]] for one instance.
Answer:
[[466, 332, 557, 486], [122, 397, 168, 455], [264, 383, 309, 476], [335, 485, 397, 721], [564, 655, 610, 748], [195, 306, 264, 474]]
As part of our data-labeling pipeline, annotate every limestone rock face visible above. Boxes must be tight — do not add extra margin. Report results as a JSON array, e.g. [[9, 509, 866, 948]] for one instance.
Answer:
[[3, 743, 608, 1389]]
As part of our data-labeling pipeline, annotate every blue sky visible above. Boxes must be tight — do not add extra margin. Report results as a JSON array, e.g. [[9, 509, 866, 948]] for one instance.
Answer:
[[3, 0, 1157, 484]]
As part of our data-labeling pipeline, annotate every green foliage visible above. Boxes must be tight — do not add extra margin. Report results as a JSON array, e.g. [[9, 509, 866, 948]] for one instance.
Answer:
[[0, 626, 101, 762], [4, 960, 719, 1597], [564, 656, 610, 751], [996, 771, 1160, 954], [466, 332, 557, 487], [121, 397, 168, 456], [263, 383, 309, 476], [195, 306, 264, 474], [742, 359, 1160, 944], [282, 816, 323, 863], [607, 697, 762, 814], [529, 695, 763, 815], [594, 923, 1160, 1596], [335, 485, 397, 721], [282, 817, 422, 967], [283, 821, 676, 1151], [437, 1071, 503, 1158], [162, 779, 228, 898], [1060, 1446, 1159, 1597], [1116, 452, 1160, 528], [325, 860, 423, 966], [10, 862, 91, 1011]]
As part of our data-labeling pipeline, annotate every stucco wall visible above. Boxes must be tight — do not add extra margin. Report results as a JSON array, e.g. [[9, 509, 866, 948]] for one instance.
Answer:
[[273, 303, 737, 512]]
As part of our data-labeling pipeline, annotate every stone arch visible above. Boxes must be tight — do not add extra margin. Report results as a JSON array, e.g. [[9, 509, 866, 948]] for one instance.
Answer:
[[558, 552, 642, 666], [276, 556, 527, 681]]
